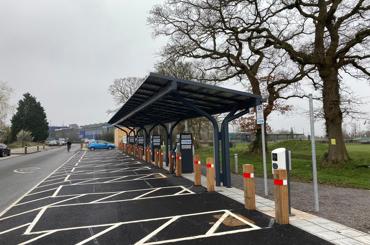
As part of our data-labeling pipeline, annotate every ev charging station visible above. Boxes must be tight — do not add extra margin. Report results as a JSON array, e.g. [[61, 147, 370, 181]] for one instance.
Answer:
[[151, 135, 161, 162], [175, 133, 193, 173], [271, 147, 292, 214], [128, 136, 135, 145]]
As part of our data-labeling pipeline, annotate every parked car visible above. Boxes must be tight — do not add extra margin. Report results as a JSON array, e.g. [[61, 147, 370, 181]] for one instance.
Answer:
[[47, 139, 58, 146], [58, 138, 66, 145], [0, 143, 11, 157], [88, 140, 115, 150]]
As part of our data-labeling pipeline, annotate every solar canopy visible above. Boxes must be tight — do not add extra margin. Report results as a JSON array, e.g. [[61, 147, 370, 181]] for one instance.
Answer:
[[108, 73, 261, 127]]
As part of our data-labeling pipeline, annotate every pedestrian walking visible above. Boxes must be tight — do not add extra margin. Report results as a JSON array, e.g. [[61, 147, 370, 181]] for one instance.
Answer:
[[67, 140, 72, 152]]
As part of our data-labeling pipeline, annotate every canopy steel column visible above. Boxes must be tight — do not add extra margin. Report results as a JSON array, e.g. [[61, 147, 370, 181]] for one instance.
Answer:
[[174, 93, 221, 186], [221, 108, 251, 187]]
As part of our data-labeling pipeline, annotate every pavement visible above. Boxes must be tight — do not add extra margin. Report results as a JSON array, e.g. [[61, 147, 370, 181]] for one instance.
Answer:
[[0, 149, 334, 244], [230, 173, 370, 234], [0, 145, 78, 214]]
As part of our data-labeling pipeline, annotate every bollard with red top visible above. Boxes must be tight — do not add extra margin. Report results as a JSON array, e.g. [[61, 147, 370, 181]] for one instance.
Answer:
[[168, 152, 174, 173], [193, 154, 202, 186], [206, 157, 215, 192], [243, 164, 256, 210], [175, 152, 182, 177], [274, 169, 289, 224]]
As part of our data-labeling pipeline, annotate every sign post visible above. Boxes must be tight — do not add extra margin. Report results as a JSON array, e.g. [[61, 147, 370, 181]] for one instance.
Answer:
[[309, 94, 319, 212], [257, 104, 268, 196]]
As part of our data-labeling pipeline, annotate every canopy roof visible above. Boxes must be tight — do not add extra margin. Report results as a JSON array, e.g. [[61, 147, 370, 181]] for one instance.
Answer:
[[108, 73, 261, 127]]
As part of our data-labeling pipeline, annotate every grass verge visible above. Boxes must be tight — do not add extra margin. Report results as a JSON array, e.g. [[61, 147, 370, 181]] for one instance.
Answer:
[[196, 140, 370, 189]]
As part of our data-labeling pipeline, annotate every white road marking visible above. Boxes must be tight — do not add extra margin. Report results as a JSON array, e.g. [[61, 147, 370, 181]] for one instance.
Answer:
[[135, 216, 180, 245], [0, 194, 86, 222], [52, 186, 63, 197], [0, 223, 30, 235], [19, 231, 56, 245], [132, 188, 160, 200], [0, 151, 80, 217], [63, 174, 70, 182], [76, 223, 122, 245], [26, 187, 58, 196], [14, 167, 41, 174], [205, 211, 229, 235]]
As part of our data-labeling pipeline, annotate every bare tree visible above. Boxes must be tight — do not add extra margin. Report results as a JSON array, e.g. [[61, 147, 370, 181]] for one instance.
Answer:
[[108, 77, 143, 113], [149, 0, 312, 153], [259, 0, 370, 164], [155, 58, 213, 146], [0, 81, 12, 128]]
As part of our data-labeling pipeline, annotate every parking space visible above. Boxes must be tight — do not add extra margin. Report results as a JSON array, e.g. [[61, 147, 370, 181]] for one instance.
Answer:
[[0, 150, 331, 244]]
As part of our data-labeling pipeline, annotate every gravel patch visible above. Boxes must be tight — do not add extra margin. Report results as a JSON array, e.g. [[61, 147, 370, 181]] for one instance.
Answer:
[[230, 173, 370, 234]]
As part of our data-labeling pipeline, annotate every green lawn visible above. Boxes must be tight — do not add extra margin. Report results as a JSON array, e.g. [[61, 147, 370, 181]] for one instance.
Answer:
[[196, 141, 370, 189]]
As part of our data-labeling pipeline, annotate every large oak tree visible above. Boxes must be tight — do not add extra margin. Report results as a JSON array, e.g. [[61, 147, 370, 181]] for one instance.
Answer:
[[149, 0, 312, 153], [259, 0, 370, 164]]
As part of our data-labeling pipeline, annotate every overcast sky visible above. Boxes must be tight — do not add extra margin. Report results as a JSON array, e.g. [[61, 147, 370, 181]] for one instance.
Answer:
[[0, 0, 369, 136]]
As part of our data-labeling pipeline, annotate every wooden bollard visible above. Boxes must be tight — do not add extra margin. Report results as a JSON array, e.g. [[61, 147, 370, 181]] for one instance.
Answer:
[[206, 157, 215, 192], [243, 164, 256, 210], [37, 145, 39, 152], [274, 169, 289, 224], [159, 150, 163, 168], [175, 153, 182, 176], [24, 146, 27, 154], [139, 148, 142, 160], [43, 144, 45, 150], [193, 154, 201, 186], [156, 150, 160, 166], [169, 153, 174, 173]]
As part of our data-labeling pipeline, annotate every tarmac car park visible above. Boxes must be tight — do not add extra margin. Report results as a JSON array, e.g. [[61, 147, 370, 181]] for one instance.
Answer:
[[0, 149, 331, 244]]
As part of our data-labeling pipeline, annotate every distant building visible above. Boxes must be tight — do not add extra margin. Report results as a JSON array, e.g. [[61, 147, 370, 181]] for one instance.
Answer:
[[48, 126, 68, 138], [48, 123, 114, 142], [80, 123, 114, 140]]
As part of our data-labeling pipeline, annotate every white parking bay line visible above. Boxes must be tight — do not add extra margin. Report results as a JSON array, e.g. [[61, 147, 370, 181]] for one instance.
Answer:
[[76, 223, 122, 245], [135, 216, 180, 245]]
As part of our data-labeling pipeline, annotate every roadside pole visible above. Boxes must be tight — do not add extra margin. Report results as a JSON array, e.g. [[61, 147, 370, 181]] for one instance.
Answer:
[[309, 94, 319, 212], [257, 104, 268, 196]]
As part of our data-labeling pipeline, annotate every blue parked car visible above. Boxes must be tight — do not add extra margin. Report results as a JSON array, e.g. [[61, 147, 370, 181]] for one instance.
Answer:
[[88, 140, 116, 151]]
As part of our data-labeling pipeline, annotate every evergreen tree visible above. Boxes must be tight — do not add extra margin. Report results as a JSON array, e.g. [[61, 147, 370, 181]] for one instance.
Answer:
[[10, 93, 49, 142]]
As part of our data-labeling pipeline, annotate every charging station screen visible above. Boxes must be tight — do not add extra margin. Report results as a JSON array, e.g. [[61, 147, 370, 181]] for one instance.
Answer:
[[272, 153, 278, 161]]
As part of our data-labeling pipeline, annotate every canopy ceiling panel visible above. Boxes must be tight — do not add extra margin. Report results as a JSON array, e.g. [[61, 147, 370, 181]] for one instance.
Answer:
[[108, 73, 261, 127]]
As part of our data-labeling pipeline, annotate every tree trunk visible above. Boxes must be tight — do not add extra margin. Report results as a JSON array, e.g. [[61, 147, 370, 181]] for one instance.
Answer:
[[249, 125, 268, 154], [320, 66, 349, 164]]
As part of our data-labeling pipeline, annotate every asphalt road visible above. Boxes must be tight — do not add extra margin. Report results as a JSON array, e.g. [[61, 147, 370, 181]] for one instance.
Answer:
[[0, 145, 79, 214]]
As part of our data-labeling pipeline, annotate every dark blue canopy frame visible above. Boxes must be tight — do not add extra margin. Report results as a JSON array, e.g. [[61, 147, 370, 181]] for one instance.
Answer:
[[109, 72, 262, 187]]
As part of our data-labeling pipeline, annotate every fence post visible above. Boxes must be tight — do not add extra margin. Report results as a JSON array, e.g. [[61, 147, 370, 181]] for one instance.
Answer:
[[175, 152, 182, 177], [274, 169, 289, 224], [243, 164, 256, 210], [206, 157, 215, 192], [194, 154, 201, 186]]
